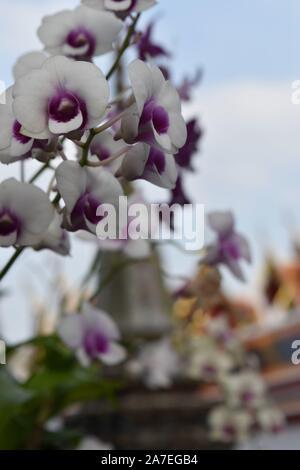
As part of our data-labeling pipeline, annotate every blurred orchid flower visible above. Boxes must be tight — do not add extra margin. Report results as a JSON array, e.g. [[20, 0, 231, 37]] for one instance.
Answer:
[[0, 87, 40, 164], [34, 213, 70, 256], [169, 176, 191, 206], [128, 338, 180, 389], [257, 407, 285, 434], [89, 130, 126, 175], [209, 406, 253, 443], [13, 56, 109, 139], [204, 315, 239, 351], [0, 178, 53, 247], [202, 211, 251, 281], [121, 142, 178, 189], [223, 371, 266, 410], [175, 118, 202, 171], [38, 6, 122, 61], [0, 89, 55, 163], [58, 302, 126, 366], [137, 21, 170, 61], [13, 51, 48, 79], [188, 345, 233, 382], [177, 69, 202, 102], [56, 160, 123, 234]]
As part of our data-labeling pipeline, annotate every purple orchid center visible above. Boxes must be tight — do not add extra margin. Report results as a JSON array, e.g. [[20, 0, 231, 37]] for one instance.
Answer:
[[139, 100, 170, 140], [83, 329, 109, 359], [169, 177, 191, 206], [146, 147, 166, 174], [152, 106, 170, 134], [83, 193, 103, 225], [48, 90, 88, 132], [223, 424, 236, 439], [0, 209, 21, 237], [66, 28, 96, 59], [49, 92, 80, 123], [13, 121, 32, 144], [90, 143, 111, 162], [220, 236, 241, 260], [241, 390, 255, 404], [71, 192, 103, 229]]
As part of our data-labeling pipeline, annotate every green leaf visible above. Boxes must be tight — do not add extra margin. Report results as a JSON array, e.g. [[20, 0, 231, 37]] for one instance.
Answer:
[[21, 335, 122, 414], [2, 335, 123, 448], [0, 369, 38, 449], [42, 428, 82, 450]]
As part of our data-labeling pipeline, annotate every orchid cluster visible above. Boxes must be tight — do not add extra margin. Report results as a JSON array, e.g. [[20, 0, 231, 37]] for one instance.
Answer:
[[134, 19, 203, 207], [0, 0, 189, 268], [202, 211, 252, 282], [189, 328, 285, 443], [0, 0, 284, 451]]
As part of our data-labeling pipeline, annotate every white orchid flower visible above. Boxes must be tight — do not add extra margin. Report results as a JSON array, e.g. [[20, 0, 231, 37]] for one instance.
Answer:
[[58, 302, 126, 366], [38, 6, 122, 61], [0, 178, 53, 247], [13, 56, 109, 139]]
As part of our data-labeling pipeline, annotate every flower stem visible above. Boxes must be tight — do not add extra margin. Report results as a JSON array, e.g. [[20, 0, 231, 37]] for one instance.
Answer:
[[86, 146, 130, 167], [78, 13, 140, 166], [52, 193, 61, 206], [80, 129, 96, 167], [80, 108, 131, 166], [93, 108, 129, 135], [28, 162, 50, 184], [0, 247, 25, 283], [58, 149, 68, 161], [106, 13, 141, 80]]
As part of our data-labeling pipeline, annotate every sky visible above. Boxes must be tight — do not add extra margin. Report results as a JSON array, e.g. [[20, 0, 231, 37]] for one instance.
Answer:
[[0, 0, 299, 342]]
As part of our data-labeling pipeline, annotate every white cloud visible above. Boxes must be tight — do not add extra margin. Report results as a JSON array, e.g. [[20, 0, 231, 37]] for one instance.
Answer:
[[185, 81, 300, 192]]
